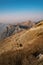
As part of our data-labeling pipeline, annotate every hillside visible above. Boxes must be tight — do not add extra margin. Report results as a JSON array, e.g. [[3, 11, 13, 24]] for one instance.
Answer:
[[0, 21, 43, 65], [0, 21, 34, 40]]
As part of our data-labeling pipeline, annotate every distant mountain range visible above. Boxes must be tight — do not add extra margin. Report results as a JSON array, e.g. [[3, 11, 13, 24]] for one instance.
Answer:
[[0, 20, 35, 40]]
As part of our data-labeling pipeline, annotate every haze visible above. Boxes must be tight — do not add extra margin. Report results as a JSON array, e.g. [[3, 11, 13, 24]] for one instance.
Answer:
[[0, 0, 43, 23]]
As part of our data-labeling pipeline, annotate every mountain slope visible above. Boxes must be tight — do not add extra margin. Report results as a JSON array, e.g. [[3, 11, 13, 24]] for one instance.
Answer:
[[0, 21, 34, 40], [0, 21, 43, 65]]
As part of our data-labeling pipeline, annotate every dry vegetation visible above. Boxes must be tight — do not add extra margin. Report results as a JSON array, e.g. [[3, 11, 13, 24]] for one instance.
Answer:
[[0, 21, 43, 65]]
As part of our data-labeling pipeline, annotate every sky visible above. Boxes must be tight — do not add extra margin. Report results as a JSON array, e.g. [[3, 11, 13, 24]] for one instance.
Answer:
[[0, 0, 43, 23]]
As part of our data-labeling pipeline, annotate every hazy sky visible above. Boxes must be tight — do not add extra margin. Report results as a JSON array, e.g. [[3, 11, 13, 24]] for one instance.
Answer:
[[0, 0, 43, 23]]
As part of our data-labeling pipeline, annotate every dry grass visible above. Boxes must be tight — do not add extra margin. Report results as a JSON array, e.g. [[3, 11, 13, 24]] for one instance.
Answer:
[[0, 21, 43, 65]]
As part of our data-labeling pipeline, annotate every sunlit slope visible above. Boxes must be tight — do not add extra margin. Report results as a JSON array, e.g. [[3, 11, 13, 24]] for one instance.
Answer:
[[17, 25, 43, 46], [0, 21, 43, 65], [0, 21, 43, 54]]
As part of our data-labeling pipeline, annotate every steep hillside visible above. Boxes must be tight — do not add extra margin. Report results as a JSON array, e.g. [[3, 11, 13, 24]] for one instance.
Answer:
[[0, 21, 43, 65], [0, 21, 34, 40]]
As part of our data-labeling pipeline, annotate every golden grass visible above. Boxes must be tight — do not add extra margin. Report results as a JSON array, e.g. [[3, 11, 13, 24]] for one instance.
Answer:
[[0, 21, 43, 65]]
